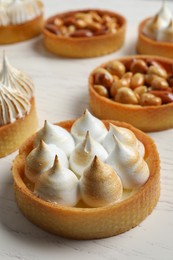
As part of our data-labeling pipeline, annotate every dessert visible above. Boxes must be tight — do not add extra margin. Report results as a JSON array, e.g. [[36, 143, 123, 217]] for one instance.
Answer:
[[89, 55, 173, 132], [0, 54, 38, 157], [0, 0, 44, 44], [43, 9, 126, 58], [12, 110, 160, 239], [137, 1, 173, 58]]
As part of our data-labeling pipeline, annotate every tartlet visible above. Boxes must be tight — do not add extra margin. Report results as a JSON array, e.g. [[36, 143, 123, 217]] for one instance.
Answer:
[[43, 9, 126, 58], [89, 55, 173, 132], [136, 2, 173, 58], [0, 0, 44, 44], [12, 119, 160, 239], [0, 54, 38, 157]]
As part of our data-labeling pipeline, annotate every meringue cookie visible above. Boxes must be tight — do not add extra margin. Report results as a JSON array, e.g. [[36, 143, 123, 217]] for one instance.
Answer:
[[69, 131, 108, 177], [106, 136, 149, 190], [80, 156, 123, 207], [102, 124, 145, 157], [25, 140, 68, 183], [34, 120, 75, 157], [157, 19, 173, 43], [0, 53, 34, 99], [35, 155, 80, 206], [0, 84, 30, 126], [71, 109, 108, 143]]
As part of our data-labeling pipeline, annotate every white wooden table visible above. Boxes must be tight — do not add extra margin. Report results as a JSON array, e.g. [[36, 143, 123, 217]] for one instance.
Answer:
[[0, 0, 173, 259]]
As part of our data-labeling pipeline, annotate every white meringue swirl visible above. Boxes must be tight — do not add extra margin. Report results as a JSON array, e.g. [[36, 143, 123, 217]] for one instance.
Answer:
[[34, 120, 75, 157], [142, 1, 173, 42], [106, 135, 149, 190], [69, 131, 108, 177], [25, 140, 68, 183], [71, 109, 108, 143], [0, 0, 43, 26], [0, 84, 30, 126], [0, 54, 34, 99], [35, 155, 80, 206], [102, 123, 145, 157]]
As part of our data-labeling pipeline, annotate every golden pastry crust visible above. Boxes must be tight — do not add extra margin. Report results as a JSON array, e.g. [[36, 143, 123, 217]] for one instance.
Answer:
[[0, 98, 38, 158], [136, 18, 173, 59], [43, 9, 126, 58], [12, 120, 160, 239], [89, 55, 173, 132], [0, 2, 44, 44]]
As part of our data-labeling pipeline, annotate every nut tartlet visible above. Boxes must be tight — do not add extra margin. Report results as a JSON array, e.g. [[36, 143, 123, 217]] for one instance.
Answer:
[[43, 9, 126, 58], [0, 54, 38, 157], [136, 2, 173, 58], [89, 55, 173, 132], [0, 0, 44, 44], [12, 113, 160, 239]]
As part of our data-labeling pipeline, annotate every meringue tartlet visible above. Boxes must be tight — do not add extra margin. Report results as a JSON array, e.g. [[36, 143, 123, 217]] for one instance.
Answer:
[[12, 111, 160, 239], [0, 0, 44, 44], [89, 55, 173, 132], [137, 2, 173, 58], [0, 54, 38, 157], [43, 9, 126, 58]]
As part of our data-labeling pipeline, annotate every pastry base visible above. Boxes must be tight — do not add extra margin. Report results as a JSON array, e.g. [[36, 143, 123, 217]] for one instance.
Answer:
[[89, 55, 173, 132], [0, 98, 38, 158], [0, 3, 44, 45], [43, 9, 126, 58], [136, 18, 173, 59], [12, 120, 160, 239]]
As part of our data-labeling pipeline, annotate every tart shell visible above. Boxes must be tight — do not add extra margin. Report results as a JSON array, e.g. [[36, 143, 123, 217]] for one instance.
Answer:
[[0, 1, 44, 45], [136, 18, 173, 59], [43, 9, 126, 58], [89, 55, 173, 132], [0, 98, 38, 158], [12, 120, 160, 239]]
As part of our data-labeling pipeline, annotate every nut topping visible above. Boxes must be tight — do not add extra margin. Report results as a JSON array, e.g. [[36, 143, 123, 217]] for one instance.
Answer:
[[45, 10, 120, 38], [92, 58, 173, 106]]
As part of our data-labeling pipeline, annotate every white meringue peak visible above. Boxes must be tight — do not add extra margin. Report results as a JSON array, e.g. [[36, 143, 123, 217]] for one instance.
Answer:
[[102, 124, 145, 157], [34, 155, 80, 206], [79, 156, 123, 207], [25, 140, 68, 183], [34, 120, 75, 157], [0, 84, 30, 126], [142, 1, 172, 40], [0, 0, 43, 26], [69, 131, 108, 177], [71, 109, 108, 144], [157, 18, 173, 42], [0, 53, 34, 99], [106, 136, 149, 190]]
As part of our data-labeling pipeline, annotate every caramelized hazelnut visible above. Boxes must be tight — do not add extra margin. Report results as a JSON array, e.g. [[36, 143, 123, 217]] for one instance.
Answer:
[[134, 86, 148, 96], [115, 87, 139, 105], [70, 29, 93, 37], [94, 85, 109, 98], [150, 76, 169, 90], [93, 68, 113, 88], [130, 73, 145, 89], [147, 65, 168, 79], [139, 93, 162, 106], [130, 59, 148, 74], [105, 61, 126, 77], [149, 91, 173, 104], [45, 24, 61, 35]]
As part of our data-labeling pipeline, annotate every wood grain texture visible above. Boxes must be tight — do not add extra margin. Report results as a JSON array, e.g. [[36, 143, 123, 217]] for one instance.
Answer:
[[0, 0, 173, 259]]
